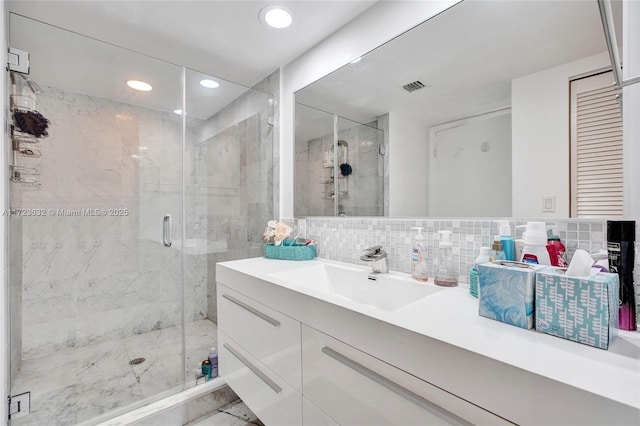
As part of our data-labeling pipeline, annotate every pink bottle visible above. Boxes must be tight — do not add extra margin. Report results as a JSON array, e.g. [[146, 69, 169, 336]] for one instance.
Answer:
[[546, 226, 568, 267]]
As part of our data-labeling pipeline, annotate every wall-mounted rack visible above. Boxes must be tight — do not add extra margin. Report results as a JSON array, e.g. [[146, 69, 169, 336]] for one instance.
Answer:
[[323, 140, 350, 200], [10, 166, 39, 186], [9, 69, 45, 188]]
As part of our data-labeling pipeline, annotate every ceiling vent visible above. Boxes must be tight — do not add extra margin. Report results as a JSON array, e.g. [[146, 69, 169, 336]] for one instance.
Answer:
[[402, 80, 426, 93]]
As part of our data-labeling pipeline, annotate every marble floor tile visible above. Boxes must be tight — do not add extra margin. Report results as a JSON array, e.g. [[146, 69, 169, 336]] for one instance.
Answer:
[[189, 401, 263, 426], [10, 319, 218, 426], [13, 339, 133, 395]]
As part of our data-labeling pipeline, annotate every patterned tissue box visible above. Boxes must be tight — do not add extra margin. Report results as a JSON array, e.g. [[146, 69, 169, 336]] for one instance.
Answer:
[[535, 267, 619, 350], [477, 262, 547, 329]]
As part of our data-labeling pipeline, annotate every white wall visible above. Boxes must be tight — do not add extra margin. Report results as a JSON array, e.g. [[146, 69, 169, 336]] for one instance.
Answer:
[[429, 111, 511, 217], [511, 51, 610, 217], [280, 0, 461, 218], [389, 112, 428, 216]]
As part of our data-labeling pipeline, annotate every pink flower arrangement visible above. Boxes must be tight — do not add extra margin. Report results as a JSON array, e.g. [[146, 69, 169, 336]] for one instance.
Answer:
[[263, 220, 292, 246]]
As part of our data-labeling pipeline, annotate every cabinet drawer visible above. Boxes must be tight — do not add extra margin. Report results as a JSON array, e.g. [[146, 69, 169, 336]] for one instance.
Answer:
[[302, 325, 510, 426], [217, 283, 302, 390], [220, 331, 302, 426]]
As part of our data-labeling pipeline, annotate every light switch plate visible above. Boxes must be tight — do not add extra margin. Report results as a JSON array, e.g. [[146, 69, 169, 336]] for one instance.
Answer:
[[542, 196, 556, 213]]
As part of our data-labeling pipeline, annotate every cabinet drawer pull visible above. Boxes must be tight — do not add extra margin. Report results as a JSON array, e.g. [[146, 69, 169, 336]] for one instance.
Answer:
[[224, 342, 282, 394], [222, 294, 281, 327], [321, 346, 472, 426]]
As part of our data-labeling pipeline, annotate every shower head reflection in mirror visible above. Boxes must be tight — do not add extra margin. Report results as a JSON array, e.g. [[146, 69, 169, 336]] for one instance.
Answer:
[[294, 0, 622, 218]]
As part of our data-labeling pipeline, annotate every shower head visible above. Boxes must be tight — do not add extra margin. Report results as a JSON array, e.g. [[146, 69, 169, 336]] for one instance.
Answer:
[[18, 73, 42, 94]]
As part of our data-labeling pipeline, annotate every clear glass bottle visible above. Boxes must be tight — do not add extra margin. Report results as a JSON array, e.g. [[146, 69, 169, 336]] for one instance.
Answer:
[[434, 230, 458, 287], [490, 236, 506, 261]]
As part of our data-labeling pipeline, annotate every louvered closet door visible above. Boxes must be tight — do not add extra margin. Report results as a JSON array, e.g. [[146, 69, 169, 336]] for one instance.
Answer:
[[570, 71, 623, 217]]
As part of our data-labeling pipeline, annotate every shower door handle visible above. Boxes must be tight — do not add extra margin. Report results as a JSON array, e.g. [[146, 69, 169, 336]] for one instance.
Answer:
[[163, 214, 172, 247]]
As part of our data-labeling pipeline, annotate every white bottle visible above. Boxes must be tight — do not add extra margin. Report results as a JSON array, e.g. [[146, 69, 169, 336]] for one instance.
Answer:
[[411, 227, 428, 282], [517, 222, 551, 265], [469, 247, 491, 298]]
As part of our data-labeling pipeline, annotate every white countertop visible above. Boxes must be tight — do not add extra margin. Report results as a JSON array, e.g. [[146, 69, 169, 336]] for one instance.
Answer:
[[217, 256, 640, 411]]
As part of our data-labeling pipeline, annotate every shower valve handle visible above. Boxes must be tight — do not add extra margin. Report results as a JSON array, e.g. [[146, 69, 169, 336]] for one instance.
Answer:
[[163, 214, 172, 247]]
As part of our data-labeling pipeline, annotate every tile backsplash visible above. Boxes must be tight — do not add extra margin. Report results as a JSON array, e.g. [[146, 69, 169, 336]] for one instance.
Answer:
[[298, 217, 639, 327]]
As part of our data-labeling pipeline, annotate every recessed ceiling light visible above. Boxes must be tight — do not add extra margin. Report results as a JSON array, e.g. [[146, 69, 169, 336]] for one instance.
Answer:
[[200, 79, 220, 89], [260, 5, 293, 29], [173, 109, 183, 115], [126, 80, 152, 91]]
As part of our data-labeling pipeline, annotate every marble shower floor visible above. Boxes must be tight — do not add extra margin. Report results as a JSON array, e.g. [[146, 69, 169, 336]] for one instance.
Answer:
[[10, 319, 219, 426]]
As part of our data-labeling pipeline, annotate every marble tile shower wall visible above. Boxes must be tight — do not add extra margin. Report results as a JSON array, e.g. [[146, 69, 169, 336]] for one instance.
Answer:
[[13, 86, 207, 357]]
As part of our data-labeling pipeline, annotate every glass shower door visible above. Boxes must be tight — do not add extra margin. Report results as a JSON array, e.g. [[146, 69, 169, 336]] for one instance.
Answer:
[[335, 115, 385, 217], [8, 14, 186, 425], [182, 67, 275, 374]]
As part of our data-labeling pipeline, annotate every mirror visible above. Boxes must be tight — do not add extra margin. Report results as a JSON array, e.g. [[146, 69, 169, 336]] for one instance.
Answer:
[[294, 0, 623, 218], [598, 0, 639, 88]]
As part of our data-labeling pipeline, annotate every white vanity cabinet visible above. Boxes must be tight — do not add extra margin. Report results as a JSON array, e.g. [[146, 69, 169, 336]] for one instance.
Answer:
[[217, 283, 303, 425], [217, 282, 507, 425], [217, 284, 302, 390], [219, 333, 303, 425], [301, 325, 508, 426], [216, 258, 640, 426]]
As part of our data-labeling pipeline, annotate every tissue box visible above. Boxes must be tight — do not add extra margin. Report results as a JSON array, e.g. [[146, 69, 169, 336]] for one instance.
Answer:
[[535, 267, 619, 350], [477, 262, 546, 329]]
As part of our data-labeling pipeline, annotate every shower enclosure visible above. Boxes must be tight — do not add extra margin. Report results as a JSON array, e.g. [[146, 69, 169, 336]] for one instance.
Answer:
[[6, 14, 275, 425], [295, 103, 385, 217]]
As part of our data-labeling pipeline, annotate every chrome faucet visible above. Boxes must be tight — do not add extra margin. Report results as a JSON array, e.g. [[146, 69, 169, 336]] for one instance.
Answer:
[[360, 246, 389, 274]]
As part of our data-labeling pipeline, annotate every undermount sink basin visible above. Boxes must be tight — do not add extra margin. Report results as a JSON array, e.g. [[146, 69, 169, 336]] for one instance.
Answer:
[[269, 262, 440, 311]]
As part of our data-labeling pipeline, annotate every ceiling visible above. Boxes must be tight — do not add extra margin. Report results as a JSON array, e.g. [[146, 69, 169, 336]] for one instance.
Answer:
[[7, 0, 376, 120], [295, 0, 621, 142]]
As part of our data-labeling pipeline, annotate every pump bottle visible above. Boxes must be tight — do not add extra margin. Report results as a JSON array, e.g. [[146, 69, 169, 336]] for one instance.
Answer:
[[490, 236, 506, 261], [411, 227, 428, 282], [435, 230, 458, 287], [494, 220, 515, 261]]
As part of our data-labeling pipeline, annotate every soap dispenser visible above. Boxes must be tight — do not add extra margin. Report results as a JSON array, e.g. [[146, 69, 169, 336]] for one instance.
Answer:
[[490, 236, 506, 262], [411, 227, 428, 282], [435, 230, 458, 287], [494, 220, 515, 261]]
